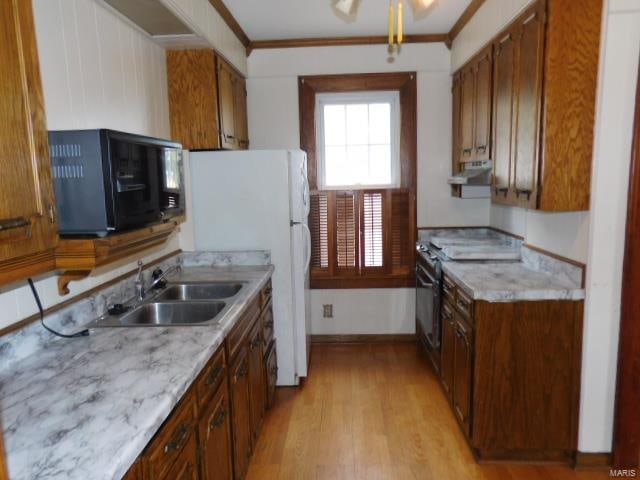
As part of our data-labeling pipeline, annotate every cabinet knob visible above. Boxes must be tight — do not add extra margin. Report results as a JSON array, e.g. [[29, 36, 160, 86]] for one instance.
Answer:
[[210, 409, 227, 430], [163, 423, 190, 454], [204, 365, 224, 386]]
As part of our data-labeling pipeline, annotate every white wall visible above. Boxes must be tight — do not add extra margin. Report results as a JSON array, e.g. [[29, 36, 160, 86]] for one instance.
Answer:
[[0, 0, 177, 332], [247, 43, 489, 334], [579, 0, 640, 453], [452, 0, 640, 453], [159, 0, 247, 75]]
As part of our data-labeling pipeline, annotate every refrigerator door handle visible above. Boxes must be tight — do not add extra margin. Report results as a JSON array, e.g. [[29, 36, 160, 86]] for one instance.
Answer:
[[302, 222, 312, 273]]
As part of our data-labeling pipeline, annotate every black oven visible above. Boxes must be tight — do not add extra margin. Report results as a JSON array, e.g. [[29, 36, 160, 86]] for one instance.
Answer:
[[49, 129, 183, 236], [416, 247, 442, 349]]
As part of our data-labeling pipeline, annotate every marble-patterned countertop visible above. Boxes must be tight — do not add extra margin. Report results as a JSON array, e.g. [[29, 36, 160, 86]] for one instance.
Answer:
[[442, 262, 585, 302], [0, 265, 273, 480], [440, 244, 521, 261]]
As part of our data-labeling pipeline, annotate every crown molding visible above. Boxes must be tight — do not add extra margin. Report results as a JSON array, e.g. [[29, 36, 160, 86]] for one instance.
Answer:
[[249, 33, 449, 51], [207, 0, 250, 47], [446, 0, 486, 47]]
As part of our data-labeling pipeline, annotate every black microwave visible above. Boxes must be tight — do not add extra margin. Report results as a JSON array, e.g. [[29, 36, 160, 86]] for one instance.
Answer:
[[48, 129, 184, 237]]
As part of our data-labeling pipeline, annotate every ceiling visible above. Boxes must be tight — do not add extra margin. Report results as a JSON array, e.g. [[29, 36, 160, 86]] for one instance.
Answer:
[[223, 0, 472, 41]]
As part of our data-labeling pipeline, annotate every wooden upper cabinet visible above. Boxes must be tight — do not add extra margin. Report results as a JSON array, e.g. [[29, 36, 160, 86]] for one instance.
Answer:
[[459, 67, 475, 162], [491, 30, 516, 202], [0, 0, 58, 286], [537, 0, 602, 211], [487, 0, 601, 211], [166, 51, 249, 151], [451, 73, 462, 198], [473, 47, 493, 162], [167, 49, 220, 150], [234, 77, 249, 149], [512, 6, 545, 209], [218, 58, 238, 150]]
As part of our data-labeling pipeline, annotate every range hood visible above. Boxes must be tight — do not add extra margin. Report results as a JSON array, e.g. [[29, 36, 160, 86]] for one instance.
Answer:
[[448, 160, 492, 198]]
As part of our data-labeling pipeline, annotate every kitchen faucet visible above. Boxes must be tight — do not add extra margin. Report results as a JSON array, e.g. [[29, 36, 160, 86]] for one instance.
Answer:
[[133, 260, 182, 304]]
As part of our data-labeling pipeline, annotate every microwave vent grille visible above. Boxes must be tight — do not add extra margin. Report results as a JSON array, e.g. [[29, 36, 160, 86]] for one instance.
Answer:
[[50, 143, 85, 180]]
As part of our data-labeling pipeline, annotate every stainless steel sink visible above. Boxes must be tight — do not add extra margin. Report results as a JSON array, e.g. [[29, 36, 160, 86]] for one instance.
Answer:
[[154, 283, 243, 301], [118, 301, 226, 326]]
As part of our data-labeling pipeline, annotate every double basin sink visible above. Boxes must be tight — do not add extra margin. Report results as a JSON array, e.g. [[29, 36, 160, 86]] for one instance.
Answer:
[[94, 282, 245, 328]]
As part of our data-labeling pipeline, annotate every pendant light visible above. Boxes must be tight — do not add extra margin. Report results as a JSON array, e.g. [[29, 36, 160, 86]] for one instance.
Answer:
[[388, 0, 404, 56]]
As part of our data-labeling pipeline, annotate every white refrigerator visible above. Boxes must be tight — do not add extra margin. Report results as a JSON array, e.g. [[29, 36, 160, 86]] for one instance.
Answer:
[[189, 150, 311, 386]]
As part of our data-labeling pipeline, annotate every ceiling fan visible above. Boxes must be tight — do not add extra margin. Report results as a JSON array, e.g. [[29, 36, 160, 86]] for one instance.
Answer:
[[332, 0, 437, 56]]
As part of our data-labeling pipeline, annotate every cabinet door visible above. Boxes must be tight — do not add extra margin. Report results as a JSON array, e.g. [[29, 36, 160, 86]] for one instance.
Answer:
[[217, 59, 237, 150], [265, 340, 278, 409], [474, 48, 493, 161], [491, 30, 517, 203], [248, 320, 265, 446], [0, 0, 58, 281], [161, 434, 199, 480], [234, 77, 249, 150], [512, 6, 545, 209], [452, 316, 473, 438], [440, 302, 456, 401], [451, 73, 462, 198], [199, 382, 233, 480], [459, 67, 476, 162], [229, 347, 251, 480], [167, 49, 220, 150]]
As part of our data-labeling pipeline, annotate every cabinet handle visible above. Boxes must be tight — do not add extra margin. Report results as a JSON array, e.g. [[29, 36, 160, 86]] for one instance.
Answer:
[[0, 217, 30, 232], [476, 145, 487, 153], [455, 328, 464, 339], [442, 309, 453, 321], [462, 148, 473, 156], [516, 188, 532, 200], [251, 337, 262, 350], [264, 320, 274, 329], [457, 298, 470, 311], [443, 283, 453, 295], [204, 365, 224, 386], [164, 423, 190, 454], [210, 409, 227, 429], [226, 134, 235, 140], [270, 365, 278, 377], [494, 187, 509, 196], [236, 363, 249, 380], [264, 287, 273, 295]]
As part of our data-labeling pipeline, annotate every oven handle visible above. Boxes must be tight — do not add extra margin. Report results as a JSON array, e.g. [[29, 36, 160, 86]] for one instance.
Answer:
[[416, 265, 436, 287]]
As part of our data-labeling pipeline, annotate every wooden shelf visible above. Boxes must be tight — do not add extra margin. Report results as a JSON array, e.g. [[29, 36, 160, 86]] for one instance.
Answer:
[[55, 220, 181, 295]]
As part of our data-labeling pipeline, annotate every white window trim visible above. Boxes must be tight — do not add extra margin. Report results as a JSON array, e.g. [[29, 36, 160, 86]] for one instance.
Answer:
[[315, 90, 401, 190]]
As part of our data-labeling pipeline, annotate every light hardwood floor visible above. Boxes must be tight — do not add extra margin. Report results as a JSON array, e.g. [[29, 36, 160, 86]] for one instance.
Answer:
[[247, 343, 609, 480]]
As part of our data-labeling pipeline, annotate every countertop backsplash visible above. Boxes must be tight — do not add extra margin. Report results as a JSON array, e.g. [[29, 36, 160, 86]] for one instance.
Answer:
[[0, 250, 270, 372]]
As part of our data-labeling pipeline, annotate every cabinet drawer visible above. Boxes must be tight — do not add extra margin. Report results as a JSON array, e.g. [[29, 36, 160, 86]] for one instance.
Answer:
[[261, 300, 274, 349], [442, 275, 456, 305], [455, 288, 474, 322], [260, 280, 272, 312], [144, 389, 197, 480], [227, 296, 260, 360], [196, 345, 226, 412]]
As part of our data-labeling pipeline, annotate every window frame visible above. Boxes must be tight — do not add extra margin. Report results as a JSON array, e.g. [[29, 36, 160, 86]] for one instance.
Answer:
[[299, 72, 417, 289], [315, 90, 401, 190]]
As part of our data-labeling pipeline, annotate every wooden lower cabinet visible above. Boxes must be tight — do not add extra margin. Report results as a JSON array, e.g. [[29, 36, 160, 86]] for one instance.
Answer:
[[230, 347, 252, 480], [199, 380, 233, 480], [248, 318, 266, 446], [164, 434, 199, 480], [440, 302, 456, 399], [452, 314, 473, 438], [128, 280, 276, 480], [265, 340, 278, 409], [430, 277, 584, 463]]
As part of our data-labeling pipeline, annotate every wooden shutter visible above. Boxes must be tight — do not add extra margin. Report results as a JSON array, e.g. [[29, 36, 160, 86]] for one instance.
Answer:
[[362, 191, 384, 269], [335, 192, 358, 270], [389, 190, 414, 275], [309, 192, 329, 269]]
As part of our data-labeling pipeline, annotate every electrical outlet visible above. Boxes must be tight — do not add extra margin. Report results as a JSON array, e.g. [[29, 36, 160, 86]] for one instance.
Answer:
[[323, 304, 333, 318]]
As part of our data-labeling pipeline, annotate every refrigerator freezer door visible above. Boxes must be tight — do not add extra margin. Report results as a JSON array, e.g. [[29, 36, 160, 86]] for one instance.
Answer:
[[288, 150, 310, 223]]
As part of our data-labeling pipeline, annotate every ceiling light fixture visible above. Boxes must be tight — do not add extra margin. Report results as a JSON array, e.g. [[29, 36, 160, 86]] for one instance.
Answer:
[[334, 0, 356, 15], [388, 0, 403, 57]]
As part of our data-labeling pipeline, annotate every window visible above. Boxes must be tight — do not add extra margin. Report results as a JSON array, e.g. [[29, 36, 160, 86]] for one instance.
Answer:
[[300, 72, 417, 289], [316, 91, 400, 190]]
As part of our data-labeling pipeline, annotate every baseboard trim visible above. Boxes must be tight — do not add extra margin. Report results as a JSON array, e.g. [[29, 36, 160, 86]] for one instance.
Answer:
[[573, 452, 612, 469], [311, 334, 416, 344]]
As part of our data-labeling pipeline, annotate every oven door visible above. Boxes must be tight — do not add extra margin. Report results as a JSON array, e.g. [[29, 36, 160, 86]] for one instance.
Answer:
[[416, 263, 440, 349]]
